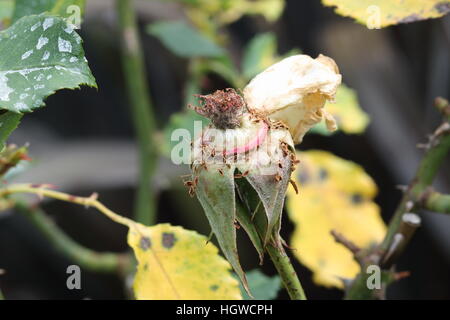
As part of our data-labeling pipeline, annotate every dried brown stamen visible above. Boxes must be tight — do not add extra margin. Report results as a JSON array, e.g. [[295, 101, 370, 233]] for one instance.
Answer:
[[189, 88, 245, 129]]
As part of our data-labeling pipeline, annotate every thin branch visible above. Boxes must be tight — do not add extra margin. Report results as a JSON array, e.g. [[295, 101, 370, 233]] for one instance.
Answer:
[[435, 97, 450, 116], [420, 190, 450, 214], [345, 97, 450, 299], [0, 269, 4, 300], [380, 98, 450, 253], [330, 230, 363, 265], [14, 201, 132, 275], [330, 230, 361, 255], [0, 184, 135, 228], [116, 0, 157, 225]]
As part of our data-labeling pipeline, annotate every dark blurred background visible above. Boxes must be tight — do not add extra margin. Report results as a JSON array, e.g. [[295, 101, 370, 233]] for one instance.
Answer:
[[0, 0, 449, 299]]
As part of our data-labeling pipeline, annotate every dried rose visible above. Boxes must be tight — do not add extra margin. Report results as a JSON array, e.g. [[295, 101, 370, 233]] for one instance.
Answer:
[[243, 54, 342, 143], [188, 53, 341, 294]]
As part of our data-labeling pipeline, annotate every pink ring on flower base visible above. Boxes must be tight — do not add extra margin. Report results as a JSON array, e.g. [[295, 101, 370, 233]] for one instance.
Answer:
[[223, 122, 269, 156]]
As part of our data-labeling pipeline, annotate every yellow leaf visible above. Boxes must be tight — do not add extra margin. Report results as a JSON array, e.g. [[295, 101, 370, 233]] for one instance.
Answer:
[[199, 0, 285, 24], [128, 223, 242, 300], [287, 150, 386, 288], [322, 0, 450, 28], [327, 85, 369, 134], [223, 0, 285, 23], [186, 0, 285, 38], [311, 84, 370, 135]]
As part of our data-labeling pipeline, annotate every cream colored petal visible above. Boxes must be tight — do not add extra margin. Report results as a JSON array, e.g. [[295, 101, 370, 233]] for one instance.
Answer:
[[243, 54, 342, 143], [323, 110, 338, 132]]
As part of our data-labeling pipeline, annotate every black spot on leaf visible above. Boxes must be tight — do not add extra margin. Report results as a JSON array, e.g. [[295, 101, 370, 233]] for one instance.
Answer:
[[210, 284, 219, 291], [162, 232, 177, 249], [351, 193, 363, 204], [399, 14, 422, 23], [140, 236, 151, 251], [319, 168, 328, 181], [298, 169, 310, 184], [435, 2, 450, 14]]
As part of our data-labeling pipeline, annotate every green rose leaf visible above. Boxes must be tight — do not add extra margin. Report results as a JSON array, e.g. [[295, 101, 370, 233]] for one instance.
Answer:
[[12, 0, 86, 22], [0, 0, 14, 28], [0, 144, 28, 179], [239, 269, 281, 300], [162, 109, 208, 158], [147, 20, 225, 58], [0, 111, 21, 149], [241, 32, 277, 80], [0, 13, 96, 113]]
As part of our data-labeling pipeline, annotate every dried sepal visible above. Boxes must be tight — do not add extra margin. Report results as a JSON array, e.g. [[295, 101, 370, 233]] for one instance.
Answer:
[[236, 126, 295, 247], [193, 163, 250, 295]]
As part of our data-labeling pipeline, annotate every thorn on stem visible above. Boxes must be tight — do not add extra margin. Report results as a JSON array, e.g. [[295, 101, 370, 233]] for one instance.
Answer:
[[394, 271, 411, 281], [330, 230, 363, 264], [205, 230, 214, 245], [89, 192, 99, 201], [434, 97, 450, 116], [417, 122, 450, 151], [381, 213, 421, 268], [19, 154, 32, 161], [289, 179, 299, 194], [405, 201, 414, 212], [281, 238, 297, 251]]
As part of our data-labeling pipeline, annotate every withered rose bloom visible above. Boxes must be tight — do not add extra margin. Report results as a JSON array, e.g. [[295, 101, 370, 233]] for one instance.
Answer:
[[188, 54, 342, 294], [243, 54, 342, 143]]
